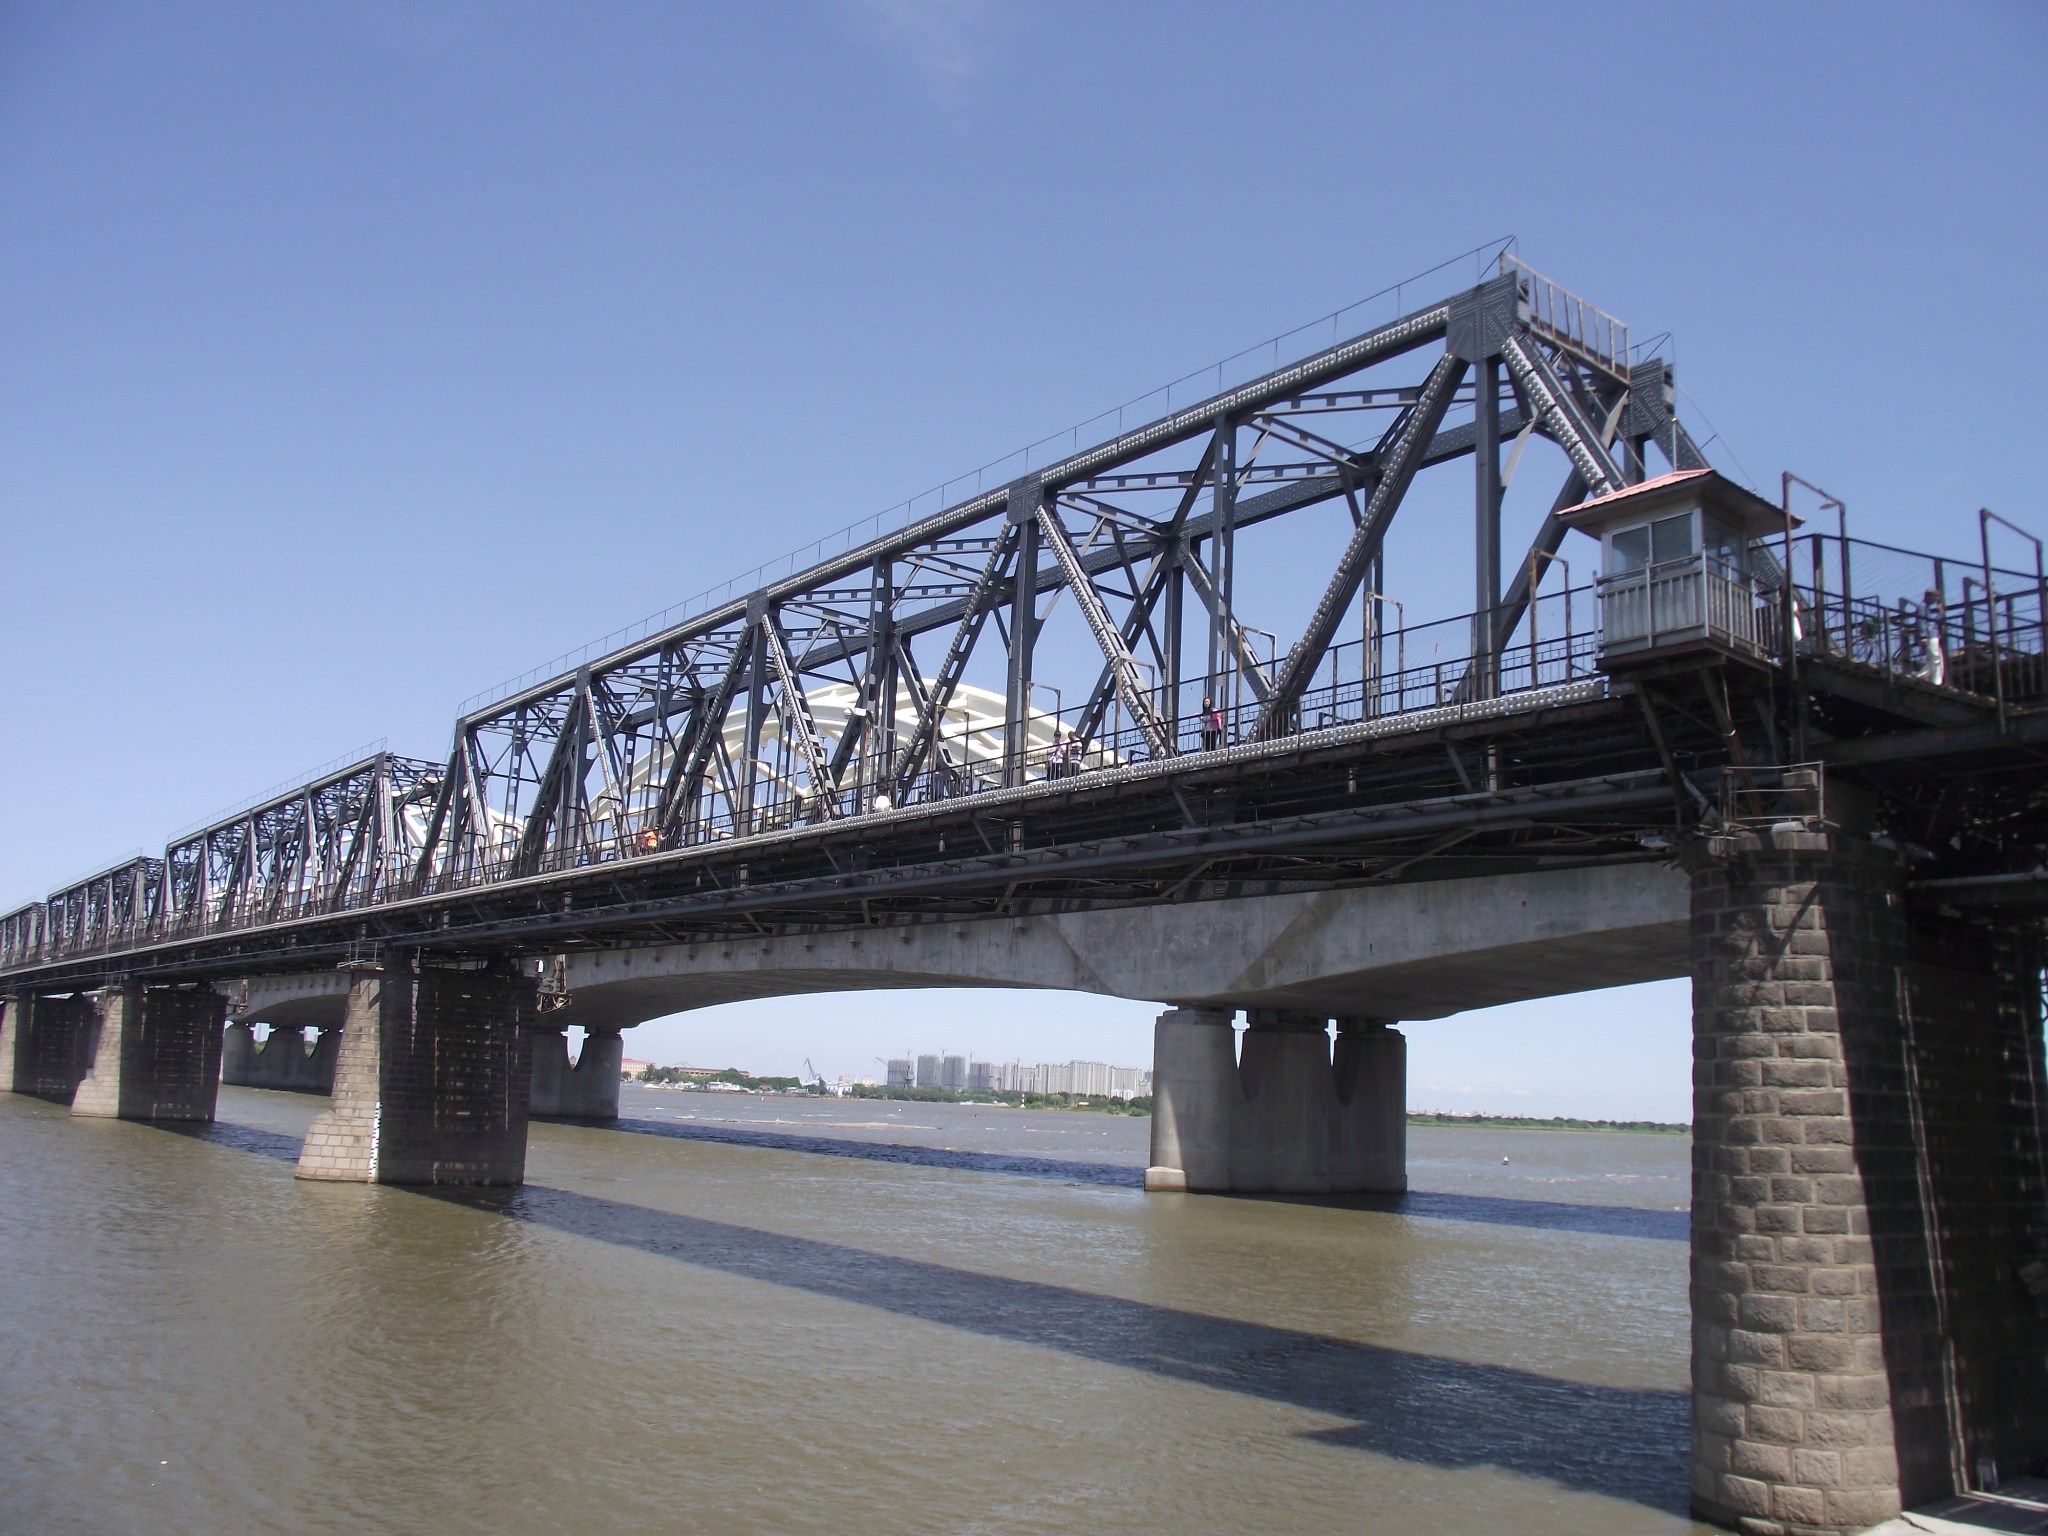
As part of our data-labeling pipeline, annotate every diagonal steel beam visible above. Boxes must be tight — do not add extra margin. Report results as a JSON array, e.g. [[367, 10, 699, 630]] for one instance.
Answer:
[[584, 675, 644, 854], [656, 643, 749, 843], [1182, 554, 1273, 702], [1500, 334, 1622, 496], [887, 633, 933, 793], [893, 522, 1019, 803], [513, 690, 591, 876], [1033, 505, 1171, 757], [1065, 425, 1228, 742], [1073, 543, 1176, 745], [827, 564, 891, 794], [457, 731, 498, 878], [326, 762, 385, 911], [1256, 351, 1468, 739], [761, 610, 837, 819], [409, 746, 464, 888]]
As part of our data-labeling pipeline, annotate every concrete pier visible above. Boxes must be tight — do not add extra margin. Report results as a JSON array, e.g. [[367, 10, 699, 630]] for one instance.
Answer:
[[1146, 1006, 1407, 1194], [1, 993, 98, 1102], [1687, 828, 2048, 1535], [1235, 1012, 1338, 1193], [296, 963, 534, 1186], [220, 1020, 254, 1085], [1145, 1007, 1237, 1192], [1331, 1019, 1407, 1193], [529, 1025, 624, 1119], [307, 1025, 341, 1093], [69, 982, 226, 1122]]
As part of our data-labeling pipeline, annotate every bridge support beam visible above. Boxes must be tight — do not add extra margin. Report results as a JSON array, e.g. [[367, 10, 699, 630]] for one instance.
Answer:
[[1145, 1007, 1406, 1194], [1687, 829, 2048, 1535], [1, 993, 97, 1102], [70, 982, 225, 1122], [530, 1024, 623, 1120], [296, 964, 534, 1185]]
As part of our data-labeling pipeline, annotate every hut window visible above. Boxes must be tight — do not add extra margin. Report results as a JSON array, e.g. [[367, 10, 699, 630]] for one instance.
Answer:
[[1651, 513, 1696, 564], [1609, 523, 1652, 574]]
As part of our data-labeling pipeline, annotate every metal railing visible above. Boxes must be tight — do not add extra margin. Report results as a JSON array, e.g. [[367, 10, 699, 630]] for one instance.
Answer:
[[1502, 254, 1630, 380], [1789, 532, 2048, 711], [1598, 555, 1776, 660], [15, 522, 2048, 974]]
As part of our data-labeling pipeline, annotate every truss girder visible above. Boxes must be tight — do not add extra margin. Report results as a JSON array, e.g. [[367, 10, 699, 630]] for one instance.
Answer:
[[466, 302, 1451, 725], [657, 644, 750, 844], [892, 521, 1020, 803], [1500, 334, 1623, 497], [1182, 554, 1275, 704], [1034, 504, 1172, 758], [761, 610, 838, 820], [3, 267, 1744, 975], [1256, 351, 1469, 739]]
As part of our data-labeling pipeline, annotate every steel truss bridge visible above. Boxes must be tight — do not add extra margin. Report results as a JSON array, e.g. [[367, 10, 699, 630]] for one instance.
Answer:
[[6, 258, 2046, 993]]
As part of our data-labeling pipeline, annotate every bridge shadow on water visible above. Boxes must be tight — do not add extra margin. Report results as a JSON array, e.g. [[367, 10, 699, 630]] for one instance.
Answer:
[[430, 1180, 1693, 1515], [1312, 1189, 1688, 1244], [175, 1116, 1692, 1515], [170, 1117, 1689, 1245], [168, 1121, 304, 1162], [608, 1116, 1690, 1243]]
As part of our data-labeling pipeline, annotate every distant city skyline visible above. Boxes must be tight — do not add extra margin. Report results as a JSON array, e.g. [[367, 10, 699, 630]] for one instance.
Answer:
[[882, 1052, 1150, 1098]]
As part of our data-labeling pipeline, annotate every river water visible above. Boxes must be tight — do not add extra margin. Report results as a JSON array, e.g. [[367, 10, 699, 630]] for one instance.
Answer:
[[0, 1084, 1715, 1535]]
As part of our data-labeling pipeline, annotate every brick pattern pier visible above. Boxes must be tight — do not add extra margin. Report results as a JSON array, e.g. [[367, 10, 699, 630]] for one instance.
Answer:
[[297, 963, 534, 1186], [68, 982, 225, 1122], [1689, 828, 2048, 1534]]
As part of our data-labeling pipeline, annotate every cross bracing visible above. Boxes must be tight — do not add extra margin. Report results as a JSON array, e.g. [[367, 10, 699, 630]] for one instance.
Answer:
[[393, 266, 1664, 888], [10, 256, 2040, 988]]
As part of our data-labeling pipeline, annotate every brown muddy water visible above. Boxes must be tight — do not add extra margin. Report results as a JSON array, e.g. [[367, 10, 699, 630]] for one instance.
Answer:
[[0, 1083, 1715, 1534]]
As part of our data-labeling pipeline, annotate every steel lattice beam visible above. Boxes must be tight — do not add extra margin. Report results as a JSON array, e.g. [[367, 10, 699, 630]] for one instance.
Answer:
[[0, 261, 1747, 978]]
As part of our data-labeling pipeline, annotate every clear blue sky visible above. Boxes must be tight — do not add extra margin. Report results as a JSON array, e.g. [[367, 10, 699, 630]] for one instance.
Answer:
[[3, 3, 2042, 1118]]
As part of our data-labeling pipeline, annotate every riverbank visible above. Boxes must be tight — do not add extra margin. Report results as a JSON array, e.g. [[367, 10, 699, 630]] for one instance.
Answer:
[[641, 1083, 1683, 1131], [1408, 1112, 1685, 1135]]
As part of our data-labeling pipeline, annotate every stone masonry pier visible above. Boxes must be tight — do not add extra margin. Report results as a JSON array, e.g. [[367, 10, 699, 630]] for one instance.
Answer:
[[69, 982, 226, 1122], [0, 992, 97, 1101], [296, 962, 534, 1186], [1687, 827, 2048, 1534]]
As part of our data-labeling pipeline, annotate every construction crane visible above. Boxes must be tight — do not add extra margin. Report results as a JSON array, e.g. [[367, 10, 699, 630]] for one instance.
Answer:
[[803, 1057, 824, 1092]]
